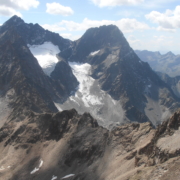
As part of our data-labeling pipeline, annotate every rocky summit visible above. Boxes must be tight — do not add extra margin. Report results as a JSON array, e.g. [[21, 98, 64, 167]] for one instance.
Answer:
[[0, 16, 180, 180]]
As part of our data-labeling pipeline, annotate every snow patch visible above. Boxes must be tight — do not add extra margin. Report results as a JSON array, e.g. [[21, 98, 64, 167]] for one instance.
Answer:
[[54, 102, 63, 111], [51, 175, 57, 180], [112, 99, 117, 105], [30, 167, 39, 174], [69, 62, 102, 107], [61, 174, 75, 179], [39, 159, 43, 168], [30, 159, 43, 174], [108, 95, 117, 105], [28, 42, 60, 76], [90, 50, 100, 56], [0, 166, 5, 171], [0, 165, 11, 171], [69, 97, 80, 106], [144, 86, 151, 95]]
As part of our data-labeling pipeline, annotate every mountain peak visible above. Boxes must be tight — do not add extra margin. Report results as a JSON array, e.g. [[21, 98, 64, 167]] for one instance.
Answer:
[[10, 15, 22, 20], [5, 15, 24, 25], [81, 24, 124, 45], [0, 16, 71, 51], [63, 24, 129, 63], [166, 51, 175, 56], [86, 24, 121, 34]]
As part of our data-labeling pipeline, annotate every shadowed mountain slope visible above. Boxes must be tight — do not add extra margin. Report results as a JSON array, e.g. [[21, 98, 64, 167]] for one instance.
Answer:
[[0, 27, 69, 123]]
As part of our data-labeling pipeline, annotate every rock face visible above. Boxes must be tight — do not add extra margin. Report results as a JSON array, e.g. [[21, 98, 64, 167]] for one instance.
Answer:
[[51, 57, 79, 95], [0, 16, 79, 122], [135, 50, 180, 77], [57, 25, 180, 127], [1, 108, 180, 180], [0, 26, 70, 121], [0, 16, 79, 94], [157, 72, 180, 98], [61, 25, 127, 63]]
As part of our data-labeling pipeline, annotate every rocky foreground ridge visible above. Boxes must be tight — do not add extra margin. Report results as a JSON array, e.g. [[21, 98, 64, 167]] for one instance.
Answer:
[[0, 108, 180, 180]]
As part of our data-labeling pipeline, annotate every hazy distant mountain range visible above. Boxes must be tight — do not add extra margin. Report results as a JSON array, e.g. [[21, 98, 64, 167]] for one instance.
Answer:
[[135, 50, 180, 77]]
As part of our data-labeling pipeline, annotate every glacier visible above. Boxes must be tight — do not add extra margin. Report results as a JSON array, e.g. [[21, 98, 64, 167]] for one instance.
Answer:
[[28, 42, 60, 76], [55, 62, 125, 129], [69, 62, 103, 107]]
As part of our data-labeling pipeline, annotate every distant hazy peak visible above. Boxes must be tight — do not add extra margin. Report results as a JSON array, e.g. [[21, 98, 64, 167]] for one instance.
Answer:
[[135, 49, 180, 77], [164, 51, 175, 57]]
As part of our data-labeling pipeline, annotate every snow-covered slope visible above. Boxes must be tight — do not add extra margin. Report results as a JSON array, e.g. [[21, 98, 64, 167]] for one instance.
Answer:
[[54, 62, 125, 129], [28, 42, 60, 76], [70, 62, 102, 107]]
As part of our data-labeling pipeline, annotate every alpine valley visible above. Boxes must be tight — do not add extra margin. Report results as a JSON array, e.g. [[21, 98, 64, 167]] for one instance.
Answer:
[[0, 15, 180, 180]]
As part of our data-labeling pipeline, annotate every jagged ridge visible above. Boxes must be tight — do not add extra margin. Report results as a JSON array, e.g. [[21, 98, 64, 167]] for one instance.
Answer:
[[1, 108, 180, 180]]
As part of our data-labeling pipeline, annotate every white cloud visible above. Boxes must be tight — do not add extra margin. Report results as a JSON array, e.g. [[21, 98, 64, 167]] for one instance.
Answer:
[[60, 33, 81, 40], [127, 35, 140, 44], [46, 2, 74, 16], [42, 18, 149, 33], [60, 33, 72, 39], [0, 0, 39, 17], [42, 24, 66, 32], [0, 6, 22, 17], [157, 26, 176, 32], [116, 10, 144, 18], [129, 33, 180, 54], [146, 5, 180, 31], [0, 0, 39, 10], [91, 0, 144, 7], [115, 18, 149, 32]]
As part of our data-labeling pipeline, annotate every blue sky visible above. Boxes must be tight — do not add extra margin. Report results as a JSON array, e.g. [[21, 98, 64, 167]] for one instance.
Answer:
[[0, 0, 180, 54]]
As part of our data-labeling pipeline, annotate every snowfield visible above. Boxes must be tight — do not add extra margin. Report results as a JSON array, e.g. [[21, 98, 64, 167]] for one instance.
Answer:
[[55, 62, 125, 129], [69, 62, 102, 107], [28, 42, 60, 76]]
